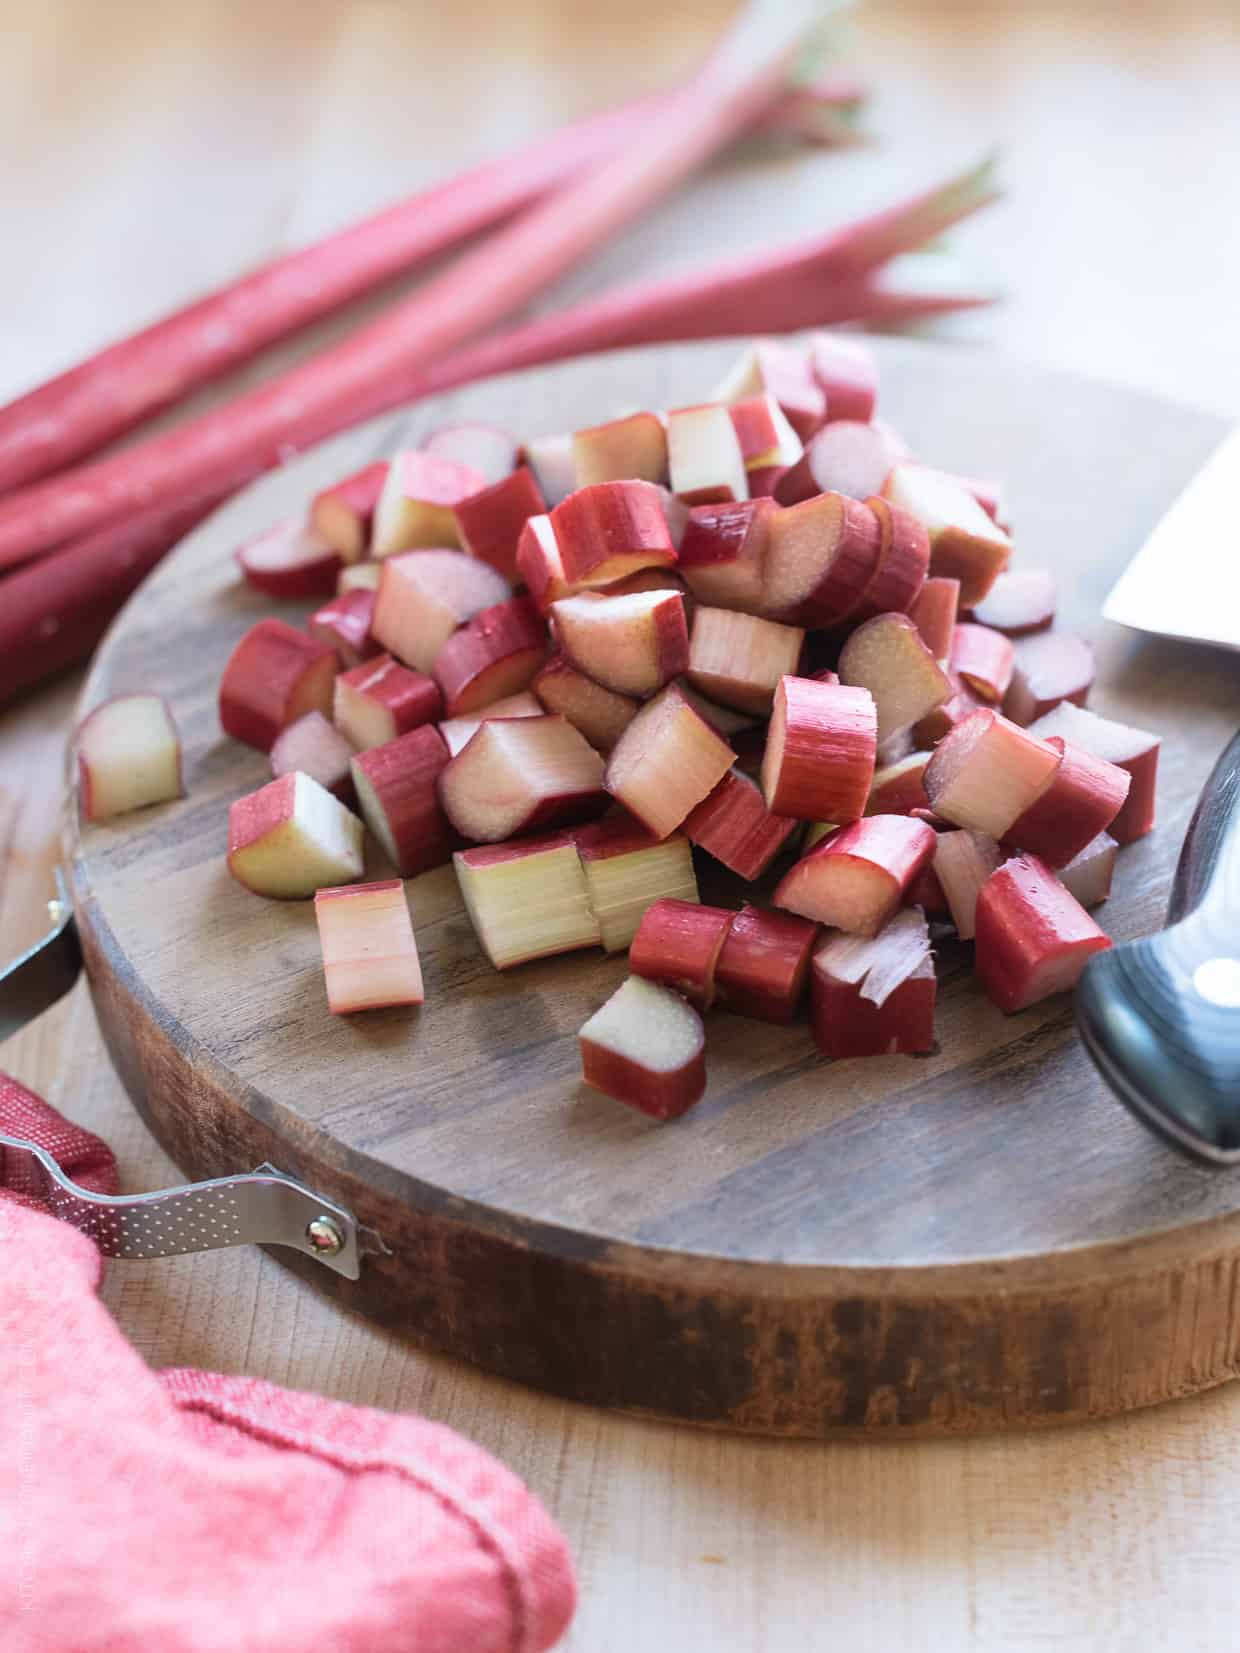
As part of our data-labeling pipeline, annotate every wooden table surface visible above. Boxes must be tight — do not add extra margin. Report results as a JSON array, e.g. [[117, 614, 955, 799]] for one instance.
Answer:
[[3, 2, 1239, 1646]]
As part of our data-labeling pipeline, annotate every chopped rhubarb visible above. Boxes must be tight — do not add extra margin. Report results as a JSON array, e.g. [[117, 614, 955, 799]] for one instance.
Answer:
[[236, 519, 342, 598], [579, 975, 707, 1120], [1056, 831, 1118, 909], [311, 462, 389, 562], [573, 411, 668, 487], [683, 767, 800, 880], [516, 513, 571, 612], [974, 854, 1111, 1013], [309, 588, 380, 670], [1004, 736, 1130, 868], [314, 880, 424, 1013], [76, 693, 183, 822], [371, 548, 510, 671], [334, 654, 441, 750], [907, 576, 960, 662], [550, 480, 676, 585], [838, 611, 951, 744], [866, 750, 932, 816], [552, 588, 688, 698], [728, 393, 802, 470], [227, 771, 364, 899], [338, 562, 382, 593], [811, 907, 936, 1059], [453, 467, 546, 580], [1003, 631, 1095, 726], [933, 828, 1002, 940], [713, 338, 825, 441], [676, 498, 774, 612], [371, 450, 487, 556], [454, 833, 600, 970], [912, 667, 984, 747], [715, 904, 817, 1024], [883, 463, 1010, 606], [270, 710, 356, 806], [524, 433, 577, 508], [904, 464, 1007, 527], [439, 690, 543, 756], [774, 419, 898, 505], [573, 818, 698, 953], [219, 618, 337, 752], [1027, 701, 1158, 844], [851, 495, 929, 620], [908, 859, 949, 917], [762, 492, 882, 627], [439, 714, 607, 842], [604, 683, 734, 840], [674, 680, 761, 739], [351, 724, 456, 877], [761, 676, 877, 824], [774, 814, 937, 936], [950, 621, 1015, 703], [687, 605, 804, 715], [532, 653, 639, 752], [629, 898, 734, 1009], [421, 422, 520, 486], [970, 567, 1057, 636], [666, 404, 749, 505], [923, 708, 1061, 839], [431, 595, 548, 716], [809, 333, 879, 424]]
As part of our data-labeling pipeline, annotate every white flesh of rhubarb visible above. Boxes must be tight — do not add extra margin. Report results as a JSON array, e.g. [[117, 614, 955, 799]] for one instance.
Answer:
[[933, 830, 1002, 940], [579, 974, 704, 1073], [813, 907, 932, 1008], [439, 692, 543, 756], [230, 772, 364, 899], [580, 835, 699, 953], [77, 694, 182, 821], [315, 882, 424, 1012], [455, 839, 600, 969]]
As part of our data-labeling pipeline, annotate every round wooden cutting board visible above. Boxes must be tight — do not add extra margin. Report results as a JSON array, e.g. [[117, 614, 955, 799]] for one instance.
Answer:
[[67, 337, 1240, 1437]]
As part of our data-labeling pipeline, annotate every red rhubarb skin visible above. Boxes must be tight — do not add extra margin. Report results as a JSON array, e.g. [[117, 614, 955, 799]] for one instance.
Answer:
[[764, 677, 877, 823], [270, 711, 356, 806], [572, 816, 665, 861], [227, 773, 300, 859], [776, 814, 937, 936], [764, 493, 882, 627], [727, 396, 785, 464], [973, 854, 1112, 1013], [1003, 736, 1130, 868], [1108, 744, 1159, 845], [456, 830, 577, 870], [907, 577, 960, 662], [431, 595, 549, 716], [339, 654, 443, 736], [716, 904, 817, 1024], [810, 337, 878, 424], [682, 769, 799, 880], [1003, 634, 1095, 727], [309, 589, 379, 669], [354, 724, 458, 877], [676, 499, 774, 612], [851, 496, 929, 622], [925, 525, 1010, 610], [629, 898, 735, 1010], [311, 461, 389, 559], [219, 619, 337, 752], [236, 524, 343, 600], [516, 517, 568, 612], [454, 466, 546, 581], [550, 481, 676, 583], [580, 1033, 707, 1121], [811, 959, 936, 1058], [950, 621, 1015, 703]]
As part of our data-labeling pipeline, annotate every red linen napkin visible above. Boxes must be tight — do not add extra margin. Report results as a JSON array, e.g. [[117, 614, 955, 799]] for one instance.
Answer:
[[0, 1075, 576, 1653]]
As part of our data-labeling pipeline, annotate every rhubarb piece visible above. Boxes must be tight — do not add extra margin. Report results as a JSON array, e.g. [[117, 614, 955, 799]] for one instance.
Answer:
[[439, 691, 543, 756], [712, 338, 825, 440], [270, 711, 356, 805], [1004, 736, 1130, 868], [838, 612, 951, 745], [550, 480, 676, 586], [453, 467, 546, 580], [763, 492, 882, 626], [687, 605, 804, 715], [601, 565, 690, 603], [683, 767, 800, 879], [421, 422, 519, 486], [923, 708, 1061, 840], [439, 714, 606, 842], [314, 880, 424, 1013], [516, 513, 571, 612], [579, 975, 707, 1120], [912, 668, 984, 747], [630, 898, 734, 1009], [532, 654, 639, 752], [809, 333, 879, 423], [604, 683, 734, 839], [334, 654, 441, 750], [907, 577, 960, 662], [745, 466, 785, 498], [933, 829, 1002, 940], [524, 433, 577, 508], [775, 814, 937, 935], [974, 854, 1112, 1012], [774, 419, 898, 505], [971, 567, 1057, 636], [311, 462, 389, 561], [76, 694, 183, 822], [455, 833, 600, 969], [666, 404, 749, 505], [236, 518, 342, 598], [574, 818, 698, 952], [676, 498, 774, 612], [851, 495, 929, 620], [674, 680, 761, 739], [803, 821, 836, 852], [372, 549, 510, 672], [338, 562, 382, 593], [728, 393, 802, 470], [908, 860, 949, 917], [866, 750, 932, 816], [715, 904, 816, 1024], [351, 724, 455, 877], [371, 450, 486, 556], [572, 412, 668, 487], [950, 621, 1015, 703], [811, 907, 935, 1058], [883, 464, 1011, 606], [1056, 832, 1118, 908], [1004, 632, 1095, 726], [432, 595, 548, 716], [227, 771, 364, 899], [1027, 701, 1159, 845], [218, 618, 337, 752], [309, 588, 380, 670], [762, 676, 877, 823], [552, 588, 688, 699]]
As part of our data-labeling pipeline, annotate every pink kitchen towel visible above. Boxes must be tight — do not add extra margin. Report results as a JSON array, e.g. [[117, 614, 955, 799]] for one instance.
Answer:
[[0, 1074, 576, 1653]]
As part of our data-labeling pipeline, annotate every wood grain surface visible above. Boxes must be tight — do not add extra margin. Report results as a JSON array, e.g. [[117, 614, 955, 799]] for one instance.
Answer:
[[6, 0, 1240, 1645]]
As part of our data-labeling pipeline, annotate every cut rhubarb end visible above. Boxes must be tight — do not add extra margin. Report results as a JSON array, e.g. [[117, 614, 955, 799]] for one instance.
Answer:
[[809, 333, 879, 424], [370, 450, 487, 557], [314, 880, 424, 1014], [431, 594, 548, 716], [687, 605, 804, 715], [351, 724, 456, 878], [1004, 736, 1130, 868], [572, 411, 669, 487], [762, 676, 877, 824], [453, 466, 546, 581], [532, 654, 639, 752], [629, 897, 734, 1010], [950, 620, 1015, 703], [923, 708, 1061, 840], [852, 495, 930, 620], [372, 549, 511, 673], [604, 683, 734, 840], [227, 771, 364, 900], [525, 433, 577, 509], [552, 588, 688, 699], [439, 690, 543, 757], [762, 492, 882, 627], [1057, 831, 1119, 909], [683, 767, 800, 881], [866, 750, 933, 817], [667, 403, 750, 505], [219, 618, 337, 752], [421, 423, 520, 487], [907, 577, 960, 663], [573, 819, 698, 952], [716, 904, 817, 1025], [673, 680, 761, 739], [516, 513, 571, 613], [773, 419, 897, 506], [729, 392, 802, 471], [550, 480, 676, 585], [974, 853, 1112, 1013], [579, 975, 707, 1121], [309, 589, 380, 670], [811, 908, 936, 1059], [1003, 631, 1096, 727], [334, 653, 442, 751], [455, 832, 600, 970], [1028, 701, 1159, 844], [912, 668, 984, 747], [970, 567, 1057, 636], [270, 711, 356, 806], [311, 462, 390, 562], [932, 828, 1002, 940], [775, 814, 937, 936], [338, 562, 382, 593], [712, 339, 826, 442], [838, 611, 952, 744], [236, 518, 343, 598], [676, 498, 775, 613], [439, 714, 607, 843], [76, 693, 183, 822], [883, 463, 1011, 606]]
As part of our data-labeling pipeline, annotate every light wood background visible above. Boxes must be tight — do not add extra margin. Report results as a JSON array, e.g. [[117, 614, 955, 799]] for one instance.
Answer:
[[3, 2, 1240, 1646]]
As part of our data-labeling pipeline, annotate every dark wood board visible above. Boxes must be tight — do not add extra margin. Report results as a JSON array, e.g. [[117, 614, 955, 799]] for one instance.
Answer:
[[66, 337, 1240, 1436]]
